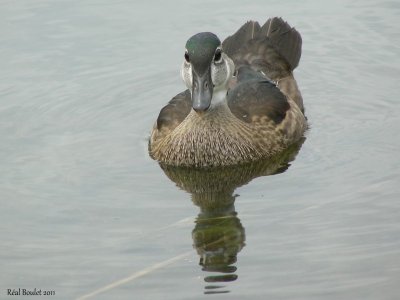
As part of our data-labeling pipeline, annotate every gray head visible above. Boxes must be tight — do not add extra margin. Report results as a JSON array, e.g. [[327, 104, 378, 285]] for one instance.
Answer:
[[181, 32, 235, 112]]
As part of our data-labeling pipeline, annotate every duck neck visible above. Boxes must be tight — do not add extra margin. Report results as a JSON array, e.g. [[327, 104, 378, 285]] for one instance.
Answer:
[[209, 88, 228, 110]]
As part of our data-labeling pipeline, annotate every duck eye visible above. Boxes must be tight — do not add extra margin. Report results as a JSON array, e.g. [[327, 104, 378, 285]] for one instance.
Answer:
[[184, 51, 190, 63], [214, 49, 222, 62]]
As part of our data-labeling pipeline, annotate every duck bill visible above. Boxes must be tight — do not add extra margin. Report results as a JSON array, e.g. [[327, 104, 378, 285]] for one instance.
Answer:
[[191, 69, 213, 112]]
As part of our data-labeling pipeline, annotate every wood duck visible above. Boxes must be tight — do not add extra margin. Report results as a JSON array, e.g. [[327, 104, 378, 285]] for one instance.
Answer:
[[149, 17, 307, 168]]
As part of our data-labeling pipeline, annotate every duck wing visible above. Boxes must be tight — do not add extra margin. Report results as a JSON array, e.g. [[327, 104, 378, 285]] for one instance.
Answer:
[[156, 89, 192, 132], [227, 66, 289, 125]]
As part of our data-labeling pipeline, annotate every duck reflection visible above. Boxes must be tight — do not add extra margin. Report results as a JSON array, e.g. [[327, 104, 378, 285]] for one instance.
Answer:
[[192, 196, 243, 294], [158, 139, 304, 294]]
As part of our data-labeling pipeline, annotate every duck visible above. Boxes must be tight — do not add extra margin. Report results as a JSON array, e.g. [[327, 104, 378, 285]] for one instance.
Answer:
[[149, 17, 307, 168]]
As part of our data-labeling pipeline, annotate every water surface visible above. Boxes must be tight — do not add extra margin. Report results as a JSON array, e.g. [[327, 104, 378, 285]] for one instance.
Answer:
[[1, 0, 400, 299]]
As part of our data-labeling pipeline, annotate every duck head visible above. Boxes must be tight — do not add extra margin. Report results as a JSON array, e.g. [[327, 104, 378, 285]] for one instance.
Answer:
[[181, 32, 235, 112]]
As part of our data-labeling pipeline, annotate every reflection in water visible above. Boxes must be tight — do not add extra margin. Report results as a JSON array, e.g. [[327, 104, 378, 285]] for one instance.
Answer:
[[193, 200, 243, 294], [159, 139, 305, 294]]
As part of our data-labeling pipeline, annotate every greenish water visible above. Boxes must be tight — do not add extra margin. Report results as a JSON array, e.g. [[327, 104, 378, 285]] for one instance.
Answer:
[[1, 0, 399, 299]]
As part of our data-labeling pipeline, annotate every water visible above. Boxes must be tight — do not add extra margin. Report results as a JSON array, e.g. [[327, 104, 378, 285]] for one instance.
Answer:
[[1, 0, 399, 299]]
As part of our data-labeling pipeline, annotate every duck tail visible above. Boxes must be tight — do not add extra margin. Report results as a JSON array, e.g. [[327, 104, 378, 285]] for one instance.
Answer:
[[260, 17, 302, 71], [223, 18, 302, 72], [222, 21, 261, 58]]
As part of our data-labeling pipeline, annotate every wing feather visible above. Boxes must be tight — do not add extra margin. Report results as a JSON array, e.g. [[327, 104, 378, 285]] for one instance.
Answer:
[[227, 67, 289, 125], [156, 89, 191, 131]]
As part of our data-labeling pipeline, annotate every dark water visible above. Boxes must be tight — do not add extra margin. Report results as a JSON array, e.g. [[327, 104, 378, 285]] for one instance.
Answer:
[[1, 0, 400, 299]]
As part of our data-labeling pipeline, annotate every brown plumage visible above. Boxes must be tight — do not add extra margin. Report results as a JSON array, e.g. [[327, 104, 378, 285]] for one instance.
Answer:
[[149, 17, 307, 168]]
